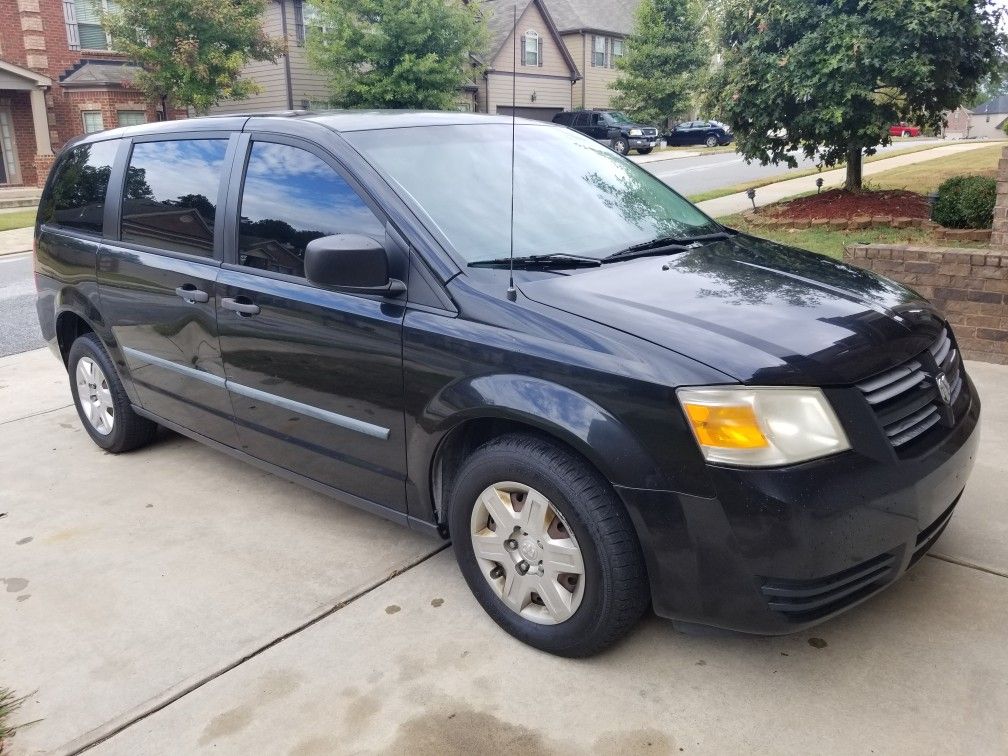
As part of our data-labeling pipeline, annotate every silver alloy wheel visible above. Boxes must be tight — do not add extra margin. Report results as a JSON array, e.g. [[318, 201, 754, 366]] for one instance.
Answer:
[[470, 481, 586, 625], [75, 356, 114, 436]]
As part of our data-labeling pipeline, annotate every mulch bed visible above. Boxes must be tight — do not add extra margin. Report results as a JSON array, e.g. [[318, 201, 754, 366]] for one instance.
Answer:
[[760, 189, 931, 221]]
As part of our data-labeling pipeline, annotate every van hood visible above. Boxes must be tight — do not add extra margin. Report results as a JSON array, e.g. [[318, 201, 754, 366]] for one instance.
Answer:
[[518, 236, 945, 385]]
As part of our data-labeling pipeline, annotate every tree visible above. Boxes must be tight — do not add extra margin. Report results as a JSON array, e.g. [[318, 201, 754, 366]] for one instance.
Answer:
[[306, 0, 487, 110], [707, 0, 1006, 190], [611, 0, 709, 125], [102, 0, 284, 113]]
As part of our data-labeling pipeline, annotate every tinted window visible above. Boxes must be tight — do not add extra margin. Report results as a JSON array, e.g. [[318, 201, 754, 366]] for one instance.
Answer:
[[39, 140, 117, 234], [348, 125, 719, 263], [572, 112, 589, 128], [121, 139, 228, 257], [237, 142, 384, 278]]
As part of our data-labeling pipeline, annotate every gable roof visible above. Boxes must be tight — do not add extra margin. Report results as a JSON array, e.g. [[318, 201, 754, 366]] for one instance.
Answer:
[[542, 0, 639, 36], [476, 0, 580, 77], [59, 60, 143, 89], [971, 94, 1008, 114]]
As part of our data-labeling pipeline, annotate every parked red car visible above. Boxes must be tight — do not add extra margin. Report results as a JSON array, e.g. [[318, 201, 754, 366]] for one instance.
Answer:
[[889, 123, 921, 137]]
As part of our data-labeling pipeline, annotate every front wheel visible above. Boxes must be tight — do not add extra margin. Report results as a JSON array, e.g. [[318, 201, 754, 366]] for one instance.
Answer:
[[68, 333, 158, 453], [449, 434, 649, 657], [636, 147, 653, 155], [612, 137, 629, 155]]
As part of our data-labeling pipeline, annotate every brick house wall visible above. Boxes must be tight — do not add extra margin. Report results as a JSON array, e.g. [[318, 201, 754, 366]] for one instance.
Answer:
[[0, 0, 177, 187]]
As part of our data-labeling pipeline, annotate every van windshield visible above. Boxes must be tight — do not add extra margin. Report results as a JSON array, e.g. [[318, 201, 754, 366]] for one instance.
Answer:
[[346, 124, 720, 263]]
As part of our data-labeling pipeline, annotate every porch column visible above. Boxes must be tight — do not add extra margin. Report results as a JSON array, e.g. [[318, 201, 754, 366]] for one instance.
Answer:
[[29, 87, 52, 156]]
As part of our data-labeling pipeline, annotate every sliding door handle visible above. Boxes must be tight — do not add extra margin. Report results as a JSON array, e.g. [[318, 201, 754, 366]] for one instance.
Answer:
[[175, 285, 209, 304], [220, 297, 260, 316]]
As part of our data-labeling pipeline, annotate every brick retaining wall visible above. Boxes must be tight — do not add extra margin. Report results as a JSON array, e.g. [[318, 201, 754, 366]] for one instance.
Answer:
[[843, 244, 1008, 364]]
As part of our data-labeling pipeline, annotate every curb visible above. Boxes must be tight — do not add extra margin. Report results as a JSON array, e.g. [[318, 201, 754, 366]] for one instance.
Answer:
[[0, 247, 32, 257]]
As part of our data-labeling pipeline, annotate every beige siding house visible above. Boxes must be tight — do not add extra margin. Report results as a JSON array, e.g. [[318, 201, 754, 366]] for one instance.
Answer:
[[209, 0, 329, 115], [472, 0, 580, 121]]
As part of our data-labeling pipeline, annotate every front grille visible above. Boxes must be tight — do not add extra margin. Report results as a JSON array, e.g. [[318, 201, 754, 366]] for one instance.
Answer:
[[642, 127, 658, 138], [760, 552, 896, 621], [855, 327, 963, 449], [909, 494, 960, 568]]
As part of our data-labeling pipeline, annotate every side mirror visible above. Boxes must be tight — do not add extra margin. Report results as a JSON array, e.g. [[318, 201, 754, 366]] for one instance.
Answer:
[[304, 234, 405, 296]]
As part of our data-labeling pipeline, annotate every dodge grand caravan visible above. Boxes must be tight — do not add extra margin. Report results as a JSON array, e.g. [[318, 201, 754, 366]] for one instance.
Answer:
[[35, 112, 980, 657]]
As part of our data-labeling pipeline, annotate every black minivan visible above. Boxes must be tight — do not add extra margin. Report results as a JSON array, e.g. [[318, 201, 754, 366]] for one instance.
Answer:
[[35, 112, 979, 657]]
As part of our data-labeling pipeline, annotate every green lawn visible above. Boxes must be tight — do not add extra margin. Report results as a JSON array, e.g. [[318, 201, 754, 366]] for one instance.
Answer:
[[686, 142, 952, 203], [866, 143, 1003, 193], [719, 213, 980, 260], [0, 210, 37, 232]]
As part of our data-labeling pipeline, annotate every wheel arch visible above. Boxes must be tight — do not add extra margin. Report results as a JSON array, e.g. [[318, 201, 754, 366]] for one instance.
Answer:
[[412, 374, 667, 526]]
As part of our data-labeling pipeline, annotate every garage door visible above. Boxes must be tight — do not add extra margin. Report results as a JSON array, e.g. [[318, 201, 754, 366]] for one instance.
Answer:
[[496, 106, 563, 122]]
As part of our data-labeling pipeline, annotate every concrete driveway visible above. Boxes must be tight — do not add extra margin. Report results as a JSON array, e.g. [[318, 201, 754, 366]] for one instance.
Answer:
[[1, 349, 1006, 755]]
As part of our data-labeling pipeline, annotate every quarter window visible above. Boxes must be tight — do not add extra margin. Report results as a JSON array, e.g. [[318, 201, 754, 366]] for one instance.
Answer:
[[81, 110, 104, 134], [523, 30, 540, 66], [237, 142, 384, 279], [120, 139, 228, 257], [592, 35, 606, 67], [38, 140, 118, 234]]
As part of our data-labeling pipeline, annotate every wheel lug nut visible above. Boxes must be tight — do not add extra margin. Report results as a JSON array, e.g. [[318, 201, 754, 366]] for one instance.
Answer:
[[504, 539, 518, 550], [489, 565, 505, 579], [516, 560, 530, 575]]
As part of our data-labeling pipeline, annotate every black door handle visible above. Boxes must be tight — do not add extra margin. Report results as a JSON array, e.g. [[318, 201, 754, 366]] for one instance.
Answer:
[[221, 297, 260, 316], [175, 285, 209, 304]]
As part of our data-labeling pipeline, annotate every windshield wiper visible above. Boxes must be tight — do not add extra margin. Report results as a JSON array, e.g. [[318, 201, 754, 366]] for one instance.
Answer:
[[469, 253, 602, 269], [602, 230, 734, 263]]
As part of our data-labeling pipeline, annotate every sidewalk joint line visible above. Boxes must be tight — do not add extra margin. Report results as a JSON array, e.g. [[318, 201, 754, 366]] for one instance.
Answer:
[[66, 542, 450, 755], [926, 552, 1008, 579], [0, 403, 72, 426]]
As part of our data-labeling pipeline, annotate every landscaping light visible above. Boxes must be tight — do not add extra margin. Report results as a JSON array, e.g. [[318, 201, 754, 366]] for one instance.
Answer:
[[816, 177, 824, 193], [746, 187, 757, 209]]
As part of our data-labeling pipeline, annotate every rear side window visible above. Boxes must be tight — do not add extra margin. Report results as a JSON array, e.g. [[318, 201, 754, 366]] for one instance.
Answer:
[[121, 139, 228, 257], [39, 140, 118, 234], [236, 141, 383, 278]]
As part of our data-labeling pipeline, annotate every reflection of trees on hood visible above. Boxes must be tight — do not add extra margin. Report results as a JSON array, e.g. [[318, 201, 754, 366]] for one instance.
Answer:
[[674, 236, 913, 309]]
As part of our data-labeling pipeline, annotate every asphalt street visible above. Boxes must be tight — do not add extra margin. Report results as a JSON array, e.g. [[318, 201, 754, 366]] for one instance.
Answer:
[[648, 138, 946, 196], [0, 251, 43, 358]]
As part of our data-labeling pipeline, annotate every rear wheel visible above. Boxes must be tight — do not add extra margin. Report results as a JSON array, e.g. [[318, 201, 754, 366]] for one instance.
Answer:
[[449, 433, 649, 657], [902, 129, 912, 138], [636, 147, 653, 155], [705, 135, 718, 148], [68, 333, 158, 453]]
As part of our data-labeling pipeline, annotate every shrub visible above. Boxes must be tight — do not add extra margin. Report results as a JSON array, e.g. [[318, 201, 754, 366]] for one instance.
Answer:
[[931, 175, 997, 229]]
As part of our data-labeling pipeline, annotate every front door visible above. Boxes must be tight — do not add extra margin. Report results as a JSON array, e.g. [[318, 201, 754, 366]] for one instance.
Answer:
[[98, 134, 239, 445], [216, 137, 408, 512], [0, 107, 20, 185]]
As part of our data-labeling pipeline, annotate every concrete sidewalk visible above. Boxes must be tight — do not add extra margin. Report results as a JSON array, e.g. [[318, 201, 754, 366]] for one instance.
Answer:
[[1, 349, 1007, 754], [0, 227, 33, 257], [696, 141, 1002, 217]]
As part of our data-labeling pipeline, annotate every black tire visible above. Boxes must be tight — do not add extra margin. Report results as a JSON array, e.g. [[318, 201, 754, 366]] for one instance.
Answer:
[[902, 130, 911, 138], [705, 135, 718, 148], [68, 333, 158, 453], [612, 137, 630, 155], [448, 433, 649, 657], [636, 147, 653, 155]]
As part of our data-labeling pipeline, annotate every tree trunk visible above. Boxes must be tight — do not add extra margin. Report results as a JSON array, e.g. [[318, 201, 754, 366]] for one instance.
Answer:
[[845, 147, 863, 191]]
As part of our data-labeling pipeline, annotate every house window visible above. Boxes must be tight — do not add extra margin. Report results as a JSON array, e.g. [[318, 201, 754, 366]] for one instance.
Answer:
[[81, 110, 104, 134], [117, 110, 146, 127], [295, 1, 324, 46], [611, 38, 624, 67], [65, 0, 118, 51], [592, 35, 607, 67], [522, 30, 541, 66]]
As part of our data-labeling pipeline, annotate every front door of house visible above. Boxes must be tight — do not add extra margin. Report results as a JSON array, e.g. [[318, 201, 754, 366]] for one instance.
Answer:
[[0, 107, 19, 185]]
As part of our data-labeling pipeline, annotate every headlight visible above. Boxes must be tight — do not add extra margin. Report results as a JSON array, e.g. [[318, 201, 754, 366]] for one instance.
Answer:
[[629, 128, 643, 137], [677, 387, 850, 467]]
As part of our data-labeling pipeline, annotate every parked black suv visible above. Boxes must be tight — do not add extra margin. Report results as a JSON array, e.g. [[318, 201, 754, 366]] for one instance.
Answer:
[[664, 119, 734, 147], [36, 113, 979, 657], [553, 109, 660, 154]]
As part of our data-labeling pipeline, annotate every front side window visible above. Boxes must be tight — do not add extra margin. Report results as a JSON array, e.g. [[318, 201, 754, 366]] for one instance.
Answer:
[[121, 139, 228, 257], [523, 30, 540, 66], [237, 142, 384, 278], [347, 125, 720, 263], [592, 35, 606, 67], [38, 140, 118, 234], [117, 110, 146, 127], [81, 110, 104, 134]]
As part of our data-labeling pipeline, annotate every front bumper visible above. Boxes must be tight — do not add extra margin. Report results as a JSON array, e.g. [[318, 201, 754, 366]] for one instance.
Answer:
[[616, 376, 981, 634], [629, 137, 659, 149]]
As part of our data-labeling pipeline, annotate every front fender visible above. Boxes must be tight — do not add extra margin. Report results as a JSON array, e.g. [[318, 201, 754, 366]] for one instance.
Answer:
[[407, 373, 668, 523]]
